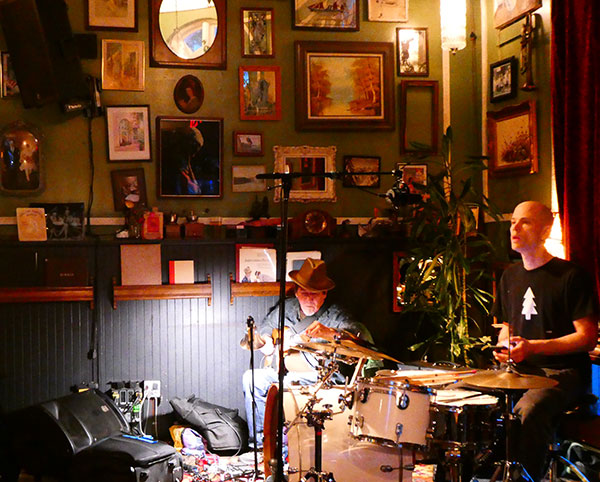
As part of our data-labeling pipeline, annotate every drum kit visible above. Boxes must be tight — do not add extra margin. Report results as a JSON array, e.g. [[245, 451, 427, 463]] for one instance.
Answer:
[[242, 327, 559, 482]]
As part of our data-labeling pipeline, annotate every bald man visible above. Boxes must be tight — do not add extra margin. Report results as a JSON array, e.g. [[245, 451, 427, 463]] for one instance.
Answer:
[[493, 201, 598, 481]]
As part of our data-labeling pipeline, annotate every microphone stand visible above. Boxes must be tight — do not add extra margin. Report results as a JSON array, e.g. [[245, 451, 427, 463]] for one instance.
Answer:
[[246, 316, 259, 481]]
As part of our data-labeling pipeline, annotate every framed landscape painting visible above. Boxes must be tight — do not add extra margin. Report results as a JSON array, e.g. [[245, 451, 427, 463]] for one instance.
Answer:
[[295, 40, 395, 131], [86, 0, 138, 31], [368, 0, 408, 22], [294, 0, 358, 31]]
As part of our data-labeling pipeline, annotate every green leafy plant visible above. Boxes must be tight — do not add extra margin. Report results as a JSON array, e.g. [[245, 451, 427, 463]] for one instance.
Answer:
[[397, 127, 501, 366]]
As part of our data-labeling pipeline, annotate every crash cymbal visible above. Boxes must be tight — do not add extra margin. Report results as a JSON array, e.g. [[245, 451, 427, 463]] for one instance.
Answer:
[[239, 331, 266, 351], [295, 340, 400, 363], [339, 339, 401, 363], [464, 368, 559, 390]]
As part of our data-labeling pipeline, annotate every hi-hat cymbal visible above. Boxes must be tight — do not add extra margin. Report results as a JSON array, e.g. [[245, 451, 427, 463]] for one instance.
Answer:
[[464, 369, 559, 390], [239, 331, 266, 351]]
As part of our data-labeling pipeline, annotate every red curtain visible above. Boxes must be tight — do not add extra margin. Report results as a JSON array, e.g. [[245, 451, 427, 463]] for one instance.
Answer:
[[551, 1, 600, 298]]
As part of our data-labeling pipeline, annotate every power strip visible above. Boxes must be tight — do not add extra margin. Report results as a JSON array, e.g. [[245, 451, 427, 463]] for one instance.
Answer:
[[143, 380, 161, 398]]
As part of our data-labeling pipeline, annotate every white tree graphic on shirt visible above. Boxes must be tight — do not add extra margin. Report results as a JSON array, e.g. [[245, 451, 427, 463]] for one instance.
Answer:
[[522, 287, 537, 320]]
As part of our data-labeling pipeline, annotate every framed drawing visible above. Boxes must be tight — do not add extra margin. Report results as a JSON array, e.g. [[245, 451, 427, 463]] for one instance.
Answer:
[[1, 52, 19, 97], [16, 208, 47, 242], [396, 28, 429, 77], [105, 105, 151, 161], [493, 0, 541, 29], [110, 168, 148, 211], [490, 56, 518, 103], [85, 0, 138, 31], [487, 100, 538, 177], [343, 156, 381, 188], [295, 41, 395, 131], [149, 0, 226, 69], [273, 145, 336, 203], [399, 80, 439, 154], [236, 244, 276, 283], [241, 8, 274, 58], [232, 165, 267, 193], [157, 117, 223, 198], [398, 163, 428, 192], [368, 0, 408, 22], [294, 0, 358, 31], [0, 121, 43, 195], [239, 66, 281, 121], [173, 75, 204, 114], [233, 132, 264, 157], [30, 202, 85, 240], [101, 39, 144, 91]]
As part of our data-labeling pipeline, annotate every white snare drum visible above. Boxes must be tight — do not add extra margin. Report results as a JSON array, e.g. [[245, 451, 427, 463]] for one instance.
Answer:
[[350, 378, 433, 448], [428, 389, 501, 450], [264, 384, 423, 482]]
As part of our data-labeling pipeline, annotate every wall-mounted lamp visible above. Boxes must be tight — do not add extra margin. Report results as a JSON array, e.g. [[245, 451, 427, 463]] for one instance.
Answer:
[[440, 0, 467, 53]]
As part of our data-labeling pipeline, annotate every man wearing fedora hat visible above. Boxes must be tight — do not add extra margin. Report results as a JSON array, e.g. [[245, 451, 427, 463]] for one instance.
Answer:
[[242, 258, 379, 449]]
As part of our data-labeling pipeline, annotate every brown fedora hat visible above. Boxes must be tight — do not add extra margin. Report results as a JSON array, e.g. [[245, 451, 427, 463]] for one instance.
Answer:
[[289, 258, 335, 292]]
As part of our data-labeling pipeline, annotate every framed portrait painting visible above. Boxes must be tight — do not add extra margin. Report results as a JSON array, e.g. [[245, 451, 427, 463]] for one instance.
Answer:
[[368, 0, 408, 22], [241, 8, 274, 58], [396, 28, 429, 77], [487, 100, 538, 177], [101, 39, 144, 91], [294, 0, 358, 31], [343, 156, 381, 188], [105, 105, 151, 161], [157, 117, 223, 198], [1, 52, 19, 97], [295, 41, 395, 131], [493, 0, 541, 29], [233, 131, 264, 157], [85, 0, 138, 31], [490, 57, 518, 103], [239, 66, 281, 121], [173, 75, 204, 114], [110, 168, 148, 211]]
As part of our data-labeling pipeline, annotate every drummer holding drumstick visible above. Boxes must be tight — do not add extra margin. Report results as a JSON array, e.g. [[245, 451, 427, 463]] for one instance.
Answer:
[[493, 201, 598, 481]]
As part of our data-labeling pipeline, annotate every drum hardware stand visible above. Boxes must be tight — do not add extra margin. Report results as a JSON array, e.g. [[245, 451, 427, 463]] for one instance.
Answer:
[[246, 315, 260, 482], [299, 403, 336, 482]]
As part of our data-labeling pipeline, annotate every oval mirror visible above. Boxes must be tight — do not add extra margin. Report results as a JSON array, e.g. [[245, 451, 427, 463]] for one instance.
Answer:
[[159, 0, 218, 60]]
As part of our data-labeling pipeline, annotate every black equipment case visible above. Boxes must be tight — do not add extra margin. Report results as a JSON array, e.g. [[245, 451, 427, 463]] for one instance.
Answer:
[[11, 389, 182, 482]]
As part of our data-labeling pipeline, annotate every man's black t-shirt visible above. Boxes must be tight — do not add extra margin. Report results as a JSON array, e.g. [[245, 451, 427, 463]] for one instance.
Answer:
[[493, 257, 598, 377]]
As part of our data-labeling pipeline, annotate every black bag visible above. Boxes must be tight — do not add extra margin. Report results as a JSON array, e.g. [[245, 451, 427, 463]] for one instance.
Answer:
[[169, 396, 248, 455]]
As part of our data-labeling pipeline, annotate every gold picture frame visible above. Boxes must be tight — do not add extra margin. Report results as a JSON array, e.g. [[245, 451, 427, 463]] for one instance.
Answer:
[[101, 39, 145, 91], [85, 0, 138, 31]]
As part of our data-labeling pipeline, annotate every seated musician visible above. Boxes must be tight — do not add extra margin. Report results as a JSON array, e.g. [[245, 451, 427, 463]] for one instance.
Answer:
[[493, 201, 599, 481], [241, 258, 380, 449]]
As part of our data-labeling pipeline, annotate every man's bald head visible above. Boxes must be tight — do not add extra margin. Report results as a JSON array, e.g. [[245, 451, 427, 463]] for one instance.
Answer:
[[510, 201, 554, 256], [513, 201, 554, 228]]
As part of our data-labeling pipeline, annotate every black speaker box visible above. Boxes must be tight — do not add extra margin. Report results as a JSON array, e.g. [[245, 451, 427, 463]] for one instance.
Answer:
[[0, 0, 89, 109]]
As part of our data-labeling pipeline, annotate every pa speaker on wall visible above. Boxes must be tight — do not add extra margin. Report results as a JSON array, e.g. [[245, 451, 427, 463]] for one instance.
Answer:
[[0, 0, 89, 110]]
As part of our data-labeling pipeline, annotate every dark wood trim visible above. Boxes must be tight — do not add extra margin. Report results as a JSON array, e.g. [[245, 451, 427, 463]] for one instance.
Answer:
[[229, 273, 294, 304], [0, 286, 94, 309]]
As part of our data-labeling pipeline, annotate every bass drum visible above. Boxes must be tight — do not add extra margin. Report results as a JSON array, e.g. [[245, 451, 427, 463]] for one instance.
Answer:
[[264, 384, 423, 482]]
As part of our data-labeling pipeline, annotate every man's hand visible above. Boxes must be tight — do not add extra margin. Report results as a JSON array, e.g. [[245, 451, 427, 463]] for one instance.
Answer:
[[304, 321, 339, 341], [493, 336, 531, 363], [259, 336, 275, 356]]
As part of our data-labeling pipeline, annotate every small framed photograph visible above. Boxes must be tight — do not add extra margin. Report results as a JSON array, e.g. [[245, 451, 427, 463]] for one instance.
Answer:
[[236, 244, 276, 283], [397, 163, 428, 193], [157, 116, 223, 198], [232, 165, 267, 193], [30, 202, 85, 240], [1, 52, 19, 97], [239, 66, 281, 121], [85, 0, 138, 31], [487, 100, 538, 177], [396, 28, 429, 77], [105, 105, 151, 161], [368, 0, 408, 22], [110, 167, 148, 211], [490, 56, 518, 103], [241, 8, 274, 58], [101, 39, 144, 91], [233, 131, 264, 157], [294, 0, 359, 31], [343, 156, 381, 188], [173, 75, 204, 114]]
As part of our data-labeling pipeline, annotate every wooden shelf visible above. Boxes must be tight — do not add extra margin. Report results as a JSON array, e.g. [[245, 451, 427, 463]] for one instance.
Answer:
[[112, 275, 212, 309], [0, 286, 94, 309], [229, 273, 294, 304]]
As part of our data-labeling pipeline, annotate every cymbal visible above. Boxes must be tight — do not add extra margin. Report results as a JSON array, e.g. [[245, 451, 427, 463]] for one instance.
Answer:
[[239, 331, 266, 351], [295, 340, 400, 363], [340, 339, 401, 363], [464, 369, 559, 390]]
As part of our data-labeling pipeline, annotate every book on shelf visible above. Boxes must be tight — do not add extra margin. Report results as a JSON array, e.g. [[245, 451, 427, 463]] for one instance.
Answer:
[[169, 260, 194, 284], [120, 244, 162, 286]]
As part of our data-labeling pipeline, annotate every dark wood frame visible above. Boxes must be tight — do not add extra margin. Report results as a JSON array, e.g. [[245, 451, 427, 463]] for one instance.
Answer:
[[233, 131, 264, 157], [396, 27, 429, 77], [241, 7, 275, 58], [342, 156, 381, 188], [487, 100, 538, 177], [149, 0, 227, 69], [490, 56, 518, 103], [399, 80, 439, 154], [239, 65, 282, 121], [110, 167, 148, 211], [295, 40, 395, 131], [173, 75, 204, 114], [156, 116, 223, 198], [105, 105, 151, 161], [493, 0, 542, 29], [85, 0, 138, 31], [293, 0, 359, 32]]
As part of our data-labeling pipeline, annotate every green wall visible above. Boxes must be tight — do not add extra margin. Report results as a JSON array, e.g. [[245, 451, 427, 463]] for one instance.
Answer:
[[0, 0, 486, 221]]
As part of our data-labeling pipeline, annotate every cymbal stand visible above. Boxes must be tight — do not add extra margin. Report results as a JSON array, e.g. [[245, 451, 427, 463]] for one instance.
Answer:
[[299, 399, 335, 482]]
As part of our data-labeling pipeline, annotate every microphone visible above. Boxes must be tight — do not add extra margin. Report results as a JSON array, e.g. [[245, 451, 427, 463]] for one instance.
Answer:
[[247, 316, 255, 337], [381, 183, 423, 207]]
